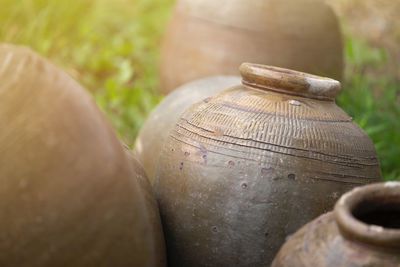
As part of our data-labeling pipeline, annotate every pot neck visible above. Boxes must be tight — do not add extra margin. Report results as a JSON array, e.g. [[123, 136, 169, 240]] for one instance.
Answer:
[[240, 63, 341, 101], [334, 182, 400, 251]]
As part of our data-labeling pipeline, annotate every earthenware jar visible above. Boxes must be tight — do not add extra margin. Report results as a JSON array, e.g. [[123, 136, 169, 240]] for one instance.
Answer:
[[154, 63, 382, 266], [135, 76, 240, 183], [272, 182, 400, 267], [160, 0, 344, 93], [0, 44, 166, 267]]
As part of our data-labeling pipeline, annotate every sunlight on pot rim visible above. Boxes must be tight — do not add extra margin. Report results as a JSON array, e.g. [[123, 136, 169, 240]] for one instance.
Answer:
[[240, 63, 341, 101]]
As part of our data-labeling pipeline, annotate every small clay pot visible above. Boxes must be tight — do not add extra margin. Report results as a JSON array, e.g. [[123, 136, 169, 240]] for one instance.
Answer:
[[160, 0, 344, 93], [134, 76, 240, 183], [0, 44, 166, 267], [272, 182, 400, 267], [154, 63, 382, 266]]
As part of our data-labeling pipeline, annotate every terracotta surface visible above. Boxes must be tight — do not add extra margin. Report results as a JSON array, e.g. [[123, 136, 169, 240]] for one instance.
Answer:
[[154, 63, 382, 266], [134, 76, 240, 183], [272, 182, 400, 267], [160, 0, 344, 94], [0, 44, 166, 267]]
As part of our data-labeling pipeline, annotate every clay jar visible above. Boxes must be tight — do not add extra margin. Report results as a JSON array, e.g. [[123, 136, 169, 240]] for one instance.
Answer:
[[272, 182, 400, 267], [154, 63, 382, 266], [160, 0, 344, 93], [0, 44, 166, 267], [134, 76, 240, 183]]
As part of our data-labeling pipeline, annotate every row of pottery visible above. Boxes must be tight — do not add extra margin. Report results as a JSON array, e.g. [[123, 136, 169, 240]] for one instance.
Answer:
[[0, 1, 375, 266], [137, 62, 383, 266], [0, 44, 166, 267], [0, 44, 397, 267], [160, 0, 344, 93]]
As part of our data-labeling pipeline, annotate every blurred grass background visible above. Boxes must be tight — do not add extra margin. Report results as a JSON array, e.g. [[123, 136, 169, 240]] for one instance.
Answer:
[[0, 0, 398, 180]]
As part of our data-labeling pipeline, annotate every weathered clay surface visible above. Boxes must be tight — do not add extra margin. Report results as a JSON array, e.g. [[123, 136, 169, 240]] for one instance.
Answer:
[[0, 44, 166, 267], [272, 182, 400, 267], [160, 0, 344, 93], [154, 63, 382, 266], [135, 76, 240, 183]]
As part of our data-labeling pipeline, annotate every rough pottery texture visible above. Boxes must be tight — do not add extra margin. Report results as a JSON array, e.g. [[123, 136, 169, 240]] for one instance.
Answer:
[[0, 44, 166, 267], [154, 63, 382, 267], [272, 182, 400, 267], [160, 0, 344, 93], [134, 76, 240, 183]]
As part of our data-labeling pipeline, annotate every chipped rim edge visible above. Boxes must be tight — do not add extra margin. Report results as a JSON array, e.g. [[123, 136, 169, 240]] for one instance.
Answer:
[[240, 63, 341, 101]]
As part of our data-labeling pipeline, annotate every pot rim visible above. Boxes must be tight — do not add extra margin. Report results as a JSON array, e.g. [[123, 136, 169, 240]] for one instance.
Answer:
[[334, 182, 400, 250], [240, 63, 341, 101]]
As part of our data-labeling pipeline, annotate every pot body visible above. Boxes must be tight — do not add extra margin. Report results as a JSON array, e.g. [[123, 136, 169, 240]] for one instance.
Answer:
[[272, 182, 400, 267], [135, 76, 240, 183], [0, 44, 166, 267], [155, 65, 381, 266], [160, 0, 344, 93]]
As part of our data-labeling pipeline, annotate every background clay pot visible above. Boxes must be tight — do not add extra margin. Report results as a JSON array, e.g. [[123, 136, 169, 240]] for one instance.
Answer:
[[134, 75, 240, 183], [154, 63, 382, 266], [0, 44, 166, 267], [272, 182, 400, 267], [160, 0, 344, 93]]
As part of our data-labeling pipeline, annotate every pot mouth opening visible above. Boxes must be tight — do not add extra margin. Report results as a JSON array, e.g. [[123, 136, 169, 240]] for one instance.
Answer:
[[240, 63, 341, 101], [335, 182, 400, 249], [353, 198, 400, 230]]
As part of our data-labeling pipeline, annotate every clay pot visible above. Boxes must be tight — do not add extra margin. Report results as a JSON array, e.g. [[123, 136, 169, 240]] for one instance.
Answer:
[[134, 75, 240, 183], [272, 182, 400, 267], [154, 63, 382, 266], [0, 44, 166, 267], [160, 0, 344, 94]]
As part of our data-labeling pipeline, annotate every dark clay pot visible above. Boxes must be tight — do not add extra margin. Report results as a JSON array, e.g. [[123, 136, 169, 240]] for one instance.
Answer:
[[272, 182, 400, 267], [134, 76, 240, 183], [154, 63, 382, 266], [0, 44, 166, 267], [160, 0, 344, 94]]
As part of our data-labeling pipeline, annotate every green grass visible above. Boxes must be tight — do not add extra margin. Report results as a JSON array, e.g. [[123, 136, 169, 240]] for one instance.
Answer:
[[0, 0, 174, 144], [0, 0, 398, 180], [338, 37, 400, 180]]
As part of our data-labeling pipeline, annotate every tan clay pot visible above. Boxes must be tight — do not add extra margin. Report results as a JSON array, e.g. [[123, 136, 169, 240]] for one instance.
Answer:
[[134, 75, 240, 183], [272, 182, 400, 267], [160, 0, 344, 93], [0, 44, 166, 267], [154, 63, 382, 266]]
